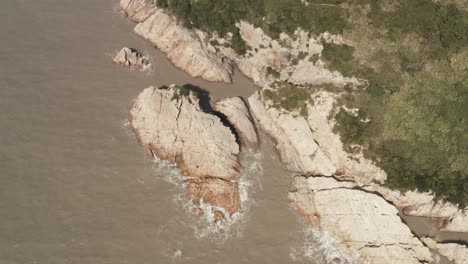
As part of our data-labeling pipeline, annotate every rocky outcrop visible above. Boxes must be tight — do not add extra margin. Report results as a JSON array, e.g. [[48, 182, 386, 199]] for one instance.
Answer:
[[436, 243, 468, 264], [289, 176, 433, 263], [422, 237, 468, 264], [186, 178, 240, 217], [248, 87, 468, 233], [248, 89, 385, 184], [121, 0, 233, 82], [231, 22, 361, 87], [120, 0, 361, 87], [129, 85, 241, 218], [113, 47, 150, 69], [120, 0, 157, 22], [365, 185, 468, 232], [212, 97, 259, 150]]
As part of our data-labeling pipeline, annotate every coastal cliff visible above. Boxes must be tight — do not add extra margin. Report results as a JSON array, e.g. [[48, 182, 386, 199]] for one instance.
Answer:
[[121, 0, 467, 262], [129, 85, 255, 219]]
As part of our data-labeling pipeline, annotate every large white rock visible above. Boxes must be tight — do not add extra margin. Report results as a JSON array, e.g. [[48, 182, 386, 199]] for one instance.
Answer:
[[248, 90, 385, 183], [435, 243, 468, 264], [120, 0, 157, 22], [132, 9, 234, 82], [365, 184, 468, 232], [289, 176, 433, 264], [130, 85, 240, 180], [213, 97, 259, 150], [233, 21, 361, 87], [113, 47, 149, 69], [422, 237, 468, 264], [129, 85, 243, 217]]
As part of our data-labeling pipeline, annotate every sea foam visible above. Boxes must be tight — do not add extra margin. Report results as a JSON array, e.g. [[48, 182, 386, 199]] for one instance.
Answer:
[[151, 149, 263, 241]]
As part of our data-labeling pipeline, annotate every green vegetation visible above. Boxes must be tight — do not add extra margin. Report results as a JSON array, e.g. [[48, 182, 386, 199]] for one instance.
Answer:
[[266, 66, 281, 78], [171, 86, 197, 102], [328, 0, 468, 206], [154, 0, 348, 54], [155, 0, 468, 206], [263, 82, 316, 116]]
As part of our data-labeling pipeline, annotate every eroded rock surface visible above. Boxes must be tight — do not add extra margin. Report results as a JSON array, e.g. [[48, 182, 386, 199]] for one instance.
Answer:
[[113, 47, 149, 69], [365, 184, 468, 232], [248, 90, 385, 184], [129, 85, 241, 217], [422, 237, 468, 264], [289, 176, 433, 263], [186, 178, 240, 217], [120, 0, 157, 22], [121, 0, 233, 82], [213, 97, 259, 150]]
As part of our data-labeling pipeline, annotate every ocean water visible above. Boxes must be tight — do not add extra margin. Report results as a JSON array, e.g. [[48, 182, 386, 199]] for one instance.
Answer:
[[0, 0, 338, 263], [2, 1, 464, 263]]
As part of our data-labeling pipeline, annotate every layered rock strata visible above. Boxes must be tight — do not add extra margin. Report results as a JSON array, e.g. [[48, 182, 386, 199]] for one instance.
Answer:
[[422, 237, 468, 264], [212, 97, 259, 151], [113, 47, 149, 69], [122, 0, 233, 82], [289, 176, 433, 263], [248, 88, 468, 233], [129, 85, 242, 219], [120, 0, 359, 87], [120, 0, 467, 260]]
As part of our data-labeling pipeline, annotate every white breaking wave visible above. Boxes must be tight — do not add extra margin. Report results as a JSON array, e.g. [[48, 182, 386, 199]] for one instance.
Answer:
[[151, 149, 263, 241], [290, 224, 359, 264]]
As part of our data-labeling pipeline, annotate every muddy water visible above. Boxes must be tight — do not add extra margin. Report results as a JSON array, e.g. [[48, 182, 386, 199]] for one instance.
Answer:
[[0, 0, 333, 263], [1, 0, 465, 263]]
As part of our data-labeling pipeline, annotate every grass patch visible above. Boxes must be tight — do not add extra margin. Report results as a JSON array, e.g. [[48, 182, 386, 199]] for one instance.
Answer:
[[263, 82, 317, 117]]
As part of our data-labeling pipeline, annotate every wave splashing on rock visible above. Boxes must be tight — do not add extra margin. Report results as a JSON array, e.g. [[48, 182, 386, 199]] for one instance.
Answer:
[[290, 225, 359, 264], [151, 149, 263, 241]]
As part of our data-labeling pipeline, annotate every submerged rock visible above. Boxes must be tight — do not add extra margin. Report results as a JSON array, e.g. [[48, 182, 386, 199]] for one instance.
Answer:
[[113, 47, 149, 69], [129, 85, 241, 217], [212, 97, 259, 151], [289, 176, 433, 263]]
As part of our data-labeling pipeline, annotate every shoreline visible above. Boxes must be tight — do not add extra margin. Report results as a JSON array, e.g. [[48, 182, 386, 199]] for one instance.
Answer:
[[118, 0, 468, 262]]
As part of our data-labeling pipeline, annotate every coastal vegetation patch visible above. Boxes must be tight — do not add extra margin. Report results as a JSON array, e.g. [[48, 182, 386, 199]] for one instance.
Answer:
[[154, 0, 467, 206]]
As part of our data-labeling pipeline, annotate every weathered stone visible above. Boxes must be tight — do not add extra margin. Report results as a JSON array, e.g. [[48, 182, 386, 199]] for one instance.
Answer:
[[213, 97, 259, 150], [130, 85, 240, 180], [422, 237, 468, 264], [248, 90, 385, 183], [132, 9, 233, 82], [129, 85, 241, 216], [113, 47, 149, 69], [186, 178, 240, 217], [290, 176, 433, 264], [120, 0, 157, 22]]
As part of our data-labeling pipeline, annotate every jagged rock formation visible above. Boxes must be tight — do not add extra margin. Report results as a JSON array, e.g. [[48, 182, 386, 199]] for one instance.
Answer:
[[121, 0, 233, 82], [120, 0, 157, 22], [213, 97, 259, 150], [113, 47, 149, 69], [120, 0, 360, 87], [228, 22, 361, 87], [129, 85, 241, 218], [365, 185, 468, 232], [248, 89, 385, 183], [120, 0, 467, 260], [248, 88, 468, 232], [422, 237, 468, 264], [289, 176, 433, 263]]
